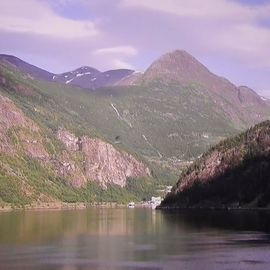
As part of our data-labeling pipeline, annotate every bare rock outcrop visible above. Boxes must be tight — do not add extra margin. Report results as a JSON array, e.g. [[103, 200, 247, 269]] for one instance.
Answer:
[[57, 129, 150, 188], [82, 137, 151, 187], [0, 95, 48, 159], [0, 95, 38, 131], [0, 95, 150, 191], [57, 128, 80, 152], [55, 150, 87, 188]]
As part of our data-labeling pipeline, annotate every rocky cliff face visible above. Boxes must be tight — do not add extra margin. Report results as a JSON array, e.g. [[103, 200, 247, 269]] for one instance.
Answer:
[[82, 137, 151, 187], [0, 95, 150, 192], [162, 121, 270, 208], [57, 128, 150, 188]]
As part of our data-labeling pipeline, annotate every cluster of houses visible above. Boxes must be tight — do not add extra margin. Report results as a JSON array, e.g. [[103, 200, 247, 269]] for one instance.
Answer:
[[128, 185, 173, 209]]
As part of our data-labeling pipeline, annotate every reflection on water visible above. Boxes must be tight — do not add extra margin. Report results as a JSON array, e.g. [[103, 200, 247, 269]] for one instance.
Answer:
[[0, 208, 270, 270]]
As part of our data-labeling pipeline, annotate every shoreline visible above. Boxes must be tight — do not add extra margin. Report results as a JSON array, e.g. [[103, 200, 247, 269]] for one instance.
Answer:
[[0, 202, 153, 212], [2, 203, 270, 212], [0, 202, 127, 212]]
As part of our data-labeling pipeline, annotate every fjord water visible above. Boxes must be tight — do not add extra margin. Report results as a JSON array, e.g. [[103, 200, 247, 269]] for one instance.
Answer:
[[0, 208, 270, 270]]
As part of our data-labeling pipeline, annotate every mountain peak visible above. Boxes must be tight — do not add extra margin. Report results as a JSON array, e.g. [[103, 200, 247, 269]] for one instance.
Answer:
[[142, 49, 211, 84], [140, 49, 268, 117], [163, 49, 192, 58]]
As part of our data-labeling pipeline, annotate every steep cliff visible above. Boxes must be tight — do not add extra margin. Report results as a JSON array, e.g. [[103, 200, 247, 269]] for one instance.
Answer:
[[161, 121, 270, 208], [57, 129, 150, 188]]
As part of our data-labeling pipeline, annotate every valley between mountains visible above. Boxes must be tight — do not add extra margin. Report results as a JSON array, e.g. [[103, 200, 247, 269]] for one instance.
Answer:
[[0, 50, 269, 206]]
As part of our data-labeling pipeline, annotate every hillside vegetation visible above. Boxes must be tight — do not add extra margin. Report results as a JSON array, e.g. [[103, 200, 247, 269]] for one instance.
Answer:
[[2, 51, 270, 163], [0, 61, 177, 206], [1, 50, 270, 206], [161, 121, 270, 208]]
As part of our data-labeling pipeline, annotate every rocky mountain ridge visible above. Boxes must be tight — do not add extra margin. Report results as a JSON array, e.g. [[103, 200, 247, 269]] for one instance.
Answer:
[[2, 50, 269, 106], [1, 51, 269, 129], [53, 67, 135, 89], [0, 54, 136, 89]]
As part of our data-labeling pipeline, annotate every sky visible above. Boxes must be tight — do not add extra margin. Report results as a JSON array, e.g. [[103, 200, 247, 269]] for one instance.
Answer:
[[0, 0, 270, 97]]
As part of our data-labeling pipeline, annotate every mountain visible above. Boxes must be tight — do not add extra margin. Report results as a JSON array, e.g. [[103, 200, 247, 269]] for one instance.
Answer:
[[139, 50, 269, 128], [1, 50, 269, 163], [237, 85, 265, 105], [0, 54, 54, 81], [0, 54, 137, 90], [0, 59, 165, 205], [53, 67, 135, 89], [161, 121, 270, 208], [0, 50, 270, 205]]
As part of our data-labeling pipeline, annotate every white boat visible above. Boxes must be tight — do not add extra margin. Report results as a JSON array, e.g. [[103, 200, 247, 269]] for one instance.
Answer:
[[128, 202, 135, 208]]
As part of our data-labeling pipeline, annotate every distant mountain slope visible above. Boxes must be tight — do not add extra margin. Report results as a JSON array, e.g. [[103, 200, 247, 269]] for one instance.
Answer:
[[1, 50, 269, 163], [116, 71, 143, 86], [53, 67, 134, 89], [161, 121, 270, 208], [0, 54, 136, 89], [0, 54, 54, 81], [0, 50, 270, 205]]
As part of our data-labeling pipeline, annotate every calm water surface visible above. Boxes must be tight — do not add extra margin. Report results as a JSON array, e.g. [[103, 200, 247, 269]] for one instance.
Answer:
[[0, 208, 270, 270]]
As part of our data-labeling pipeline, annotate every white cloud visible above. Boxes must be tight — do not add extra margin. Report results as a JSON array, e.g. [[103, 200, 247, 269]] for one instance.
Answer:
[[0, 0, 99, 38], [214, 23, 270, 68], [1, 0, 270, 93], [93, 46, 137, 55], [121, 0, 270, 68], [121, 0, 270, 22], [112, 59, 135, 69], [92, 45, 137, 70]]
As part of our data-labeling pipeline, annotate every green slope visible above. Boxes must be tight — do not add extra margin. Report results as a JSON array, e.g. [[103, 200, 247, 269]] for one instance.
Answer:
[[8, 66, 240, 162], [0, 60, 178, 206], [1, 57, 269, 206], [162, 121, 270, 208]]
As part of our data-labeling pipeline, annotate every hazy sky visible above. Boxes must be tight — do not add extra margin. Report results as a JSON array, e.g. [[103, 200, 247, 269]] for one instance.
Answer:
[[0, 0, 270, 97]]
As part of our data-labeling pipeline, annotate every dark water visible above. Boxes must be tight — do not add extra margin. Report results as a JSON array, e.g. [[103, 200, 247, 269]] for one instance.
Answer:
[[0, 208, 270, 270]]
